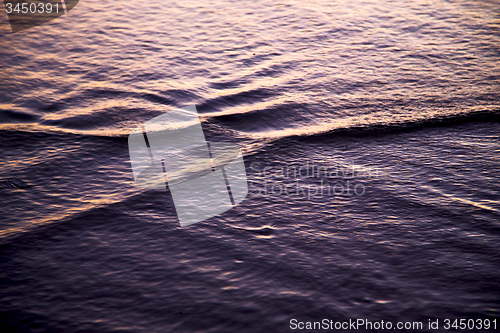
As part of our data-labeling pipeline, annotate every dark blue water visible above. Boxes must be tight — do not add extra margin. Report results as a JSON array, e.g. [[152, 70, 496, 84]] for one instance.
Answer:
[[0, 0, 499, 331]]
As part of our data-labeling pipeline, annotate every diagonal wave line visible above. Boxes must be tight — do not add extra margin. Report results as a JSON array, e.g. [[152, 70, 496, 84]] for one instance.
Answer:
[[60, 0, 68, 14]]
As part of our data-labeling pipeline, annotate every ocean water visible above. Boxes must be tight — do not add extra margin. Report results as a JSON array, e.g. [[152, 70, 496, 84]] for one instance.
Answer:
[[0, 0, 499, 332]]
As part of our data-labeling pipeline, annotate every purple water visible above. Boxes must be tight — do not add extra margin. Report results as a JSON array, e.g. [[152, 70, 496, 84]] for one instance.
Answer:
[[0, 0, 499, 331]]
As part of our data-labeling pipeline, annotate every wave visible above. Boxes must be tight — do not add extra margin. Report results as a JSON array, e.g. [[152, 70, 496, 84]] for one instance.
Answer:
[[207, 107, 500, 141], [0, 110, 41, 123], [1, 84, 499, 149], [293, 108, 500, 140]]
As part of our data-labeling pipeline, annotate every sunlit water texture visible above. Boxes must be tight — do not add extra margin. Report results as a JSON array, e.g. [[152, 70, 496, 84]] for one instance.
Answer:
[[0, 0, 499, 332]]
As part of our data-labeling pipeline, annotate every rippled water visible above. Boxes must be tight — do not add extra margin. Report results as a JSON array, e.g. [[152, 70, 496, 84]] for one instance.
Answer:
[[0, 0, 499, 332]]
